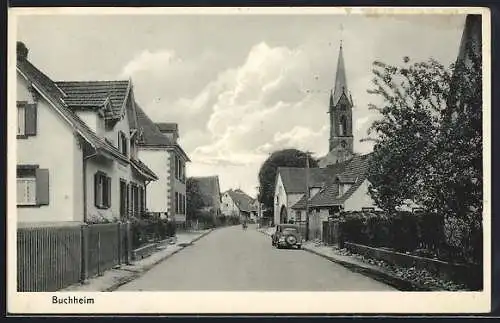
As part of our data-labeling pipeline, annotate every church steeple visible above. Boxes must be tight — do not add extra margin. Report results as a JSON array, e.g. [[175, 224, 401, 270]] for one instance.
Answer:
[[331, 43, 351, 107], [328, 42, 354, 158]]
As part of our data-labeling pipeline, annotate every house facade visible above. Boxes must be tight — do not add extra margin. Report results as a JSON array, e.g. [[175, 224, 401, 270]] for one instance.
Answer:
[[221, 189, 257, 221], [135, 108, 190, 224], [16, 42, 158, 226]]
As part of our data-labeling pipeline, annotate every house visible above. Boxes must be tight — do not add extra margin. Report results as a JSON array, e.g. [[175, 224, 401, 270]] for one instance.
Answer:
[[221, 189, 258, 222], [274, 154, 380, 238], [134, 106, 190, 224], [189, 176, 222, 222], [15, 42, 158, 226]]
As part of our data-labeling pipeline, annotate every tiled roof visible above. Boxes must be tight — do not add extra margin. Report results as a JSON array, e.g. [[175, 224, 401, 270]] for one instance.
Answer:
[[135, 105, 191, 162], [277, 161, 347, 194], [130, 157, 158, 180], [135, 105, 174, 147], [56, 80, 130, 118], [226, 189, 257, 213], [156, 122, 178, 133], [191, 176, 221, 207], [291, 153, 372, 209], [17, 58, 128, 163]]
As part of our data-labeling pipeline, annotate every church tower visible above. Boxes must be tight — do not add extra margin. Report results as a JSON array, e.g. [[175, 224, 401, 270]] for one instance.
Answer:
[[320, 42, 355, 167]]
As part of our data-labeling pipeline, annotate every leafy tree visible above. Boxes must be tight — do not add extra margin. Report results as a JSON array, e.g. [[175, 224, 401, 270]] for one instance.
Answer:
[[364, 57, 452, 212], [365, 17, 482, 264], [257, 149, 319, 211], [186, 177, 206, 221]]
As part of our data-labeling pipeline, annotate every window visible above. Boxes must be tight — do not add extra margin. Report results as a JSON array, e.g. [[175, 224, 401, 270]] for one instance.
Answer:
[[132, 184, 139, 217], [17, 165, 49, 206], [174, 156, 179, 180], [118, 131, 128, 156], [175, 192, 179, 214], [94, 172, 111, 209], [17, 105, 25, 136], [139, 186, 145, 214], [17, 102, 37, 137], [337, 184, 343, 197], [340, 115, 347, 136]]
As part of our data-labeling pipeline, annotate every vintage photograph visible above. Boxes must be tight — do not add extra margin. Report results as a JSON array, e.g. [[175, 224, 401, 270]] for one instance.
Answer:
[[8, 7, 490, 313]]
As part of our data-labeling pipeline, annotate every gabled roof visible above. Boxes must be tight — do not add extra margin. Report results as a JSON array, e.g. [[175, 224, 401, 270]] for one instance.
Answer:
[[191, 176, 221, 207], [277, 160, 348, 194], [135, 105, 174, 147], [130, 157, 158, 181], [17, 58, 128, 163], [56, 80, 130, 119], [225, 189, 257, 213], [135, 105, 191, 162], [291, 153, 372, 209]]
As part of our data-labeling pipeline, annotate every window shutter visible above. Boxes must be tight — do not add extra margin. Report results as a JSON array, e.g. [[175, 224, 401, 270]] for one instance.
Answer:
[[25, 104, 37, 136], [106, 176, 112, 208], [94, 173, 100, 207], [35, 168, 49, 205]]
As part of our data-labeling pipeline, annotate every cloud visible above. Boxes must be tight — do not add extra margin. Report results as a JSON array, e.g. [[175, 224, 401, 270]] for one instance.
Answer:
[[120, 49, 178, 77]]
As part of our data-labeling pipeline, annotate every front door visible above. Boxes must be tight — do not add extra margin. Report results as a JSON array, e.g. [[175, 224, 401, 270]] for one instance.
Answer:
[[120, 180, 127, 219]]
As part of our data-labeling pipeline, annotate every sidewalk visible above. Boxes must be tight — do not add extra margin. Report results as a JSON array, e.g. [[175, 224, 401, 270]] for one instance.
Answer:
[[257, 227, 415, 291], [60, 229, 213, 292]]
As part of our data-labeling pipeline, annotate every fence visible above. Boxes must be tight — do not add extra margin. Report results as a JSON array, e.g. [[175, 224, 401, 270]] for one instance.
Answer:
[[17, 224, 82, 292], [17, 222, 132, 292], [322, 220, 341, 246], [84, 223, 130, 278]]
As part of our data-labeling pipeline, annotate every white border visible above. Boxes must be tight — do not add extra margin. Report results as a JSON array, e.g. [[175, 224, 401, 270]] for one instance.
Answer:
[[7, 6, 492, 314]]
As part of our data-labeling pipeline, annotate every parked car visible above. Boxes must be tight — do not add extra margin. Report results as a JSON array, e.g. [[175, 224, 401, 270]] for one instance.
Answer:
[[271, 224, 302, 249]]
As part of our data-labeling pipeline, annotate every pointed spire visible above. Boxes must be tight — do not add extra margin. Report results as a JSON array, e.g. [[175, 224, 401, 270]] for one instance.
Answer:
[[332, 42, 350, 106]]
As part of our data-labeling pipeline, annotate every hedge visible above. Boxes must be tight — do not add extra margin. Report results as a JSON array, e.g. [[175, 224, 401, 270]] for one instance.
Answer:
[[338, 210, 479, 265]]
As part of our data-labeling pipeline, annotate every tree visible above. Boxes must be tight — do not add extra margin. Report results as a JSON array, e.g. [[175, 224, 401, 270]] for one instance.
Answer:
[[365, 25, 482, 264], [257, 149, 319, 211], [186, 177, 206, 221], [364, 57, 452, 212]]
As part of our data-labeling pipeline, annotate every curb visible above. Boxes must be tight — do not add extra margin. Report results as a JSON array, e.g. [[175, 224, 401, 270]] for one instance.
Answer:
[[301, 246, 432, 291], [257, 229, 428, 291], [103, 229, 214, 292]]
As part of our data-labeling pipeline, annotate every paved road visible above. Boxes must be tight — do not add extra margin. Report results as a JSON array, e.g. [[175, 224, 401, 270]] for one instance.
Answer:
[[116, 225, 396, 291]]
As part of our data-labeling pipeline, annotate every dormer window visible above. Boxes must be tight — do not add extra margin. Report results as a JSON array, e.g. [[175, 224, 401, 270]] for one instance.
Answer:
[[118, 131, 128, 156]]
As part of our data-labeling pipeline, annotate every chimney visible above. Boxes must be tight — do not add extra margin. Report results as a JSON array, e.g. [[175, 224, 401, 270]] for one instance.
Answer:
[[17, 41, 29, 61]]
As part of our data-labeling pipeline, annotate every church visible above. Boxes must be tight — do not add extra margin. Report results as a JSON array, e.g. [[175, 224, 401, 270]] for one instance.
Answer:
[[273, 42, 380, 237]]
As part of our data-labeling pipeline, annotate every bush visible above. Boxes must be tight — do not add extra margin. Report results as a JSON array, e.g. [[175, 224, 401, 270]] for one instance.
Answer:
[[129, 214, 176, 249], [338, 210, 476, 264]]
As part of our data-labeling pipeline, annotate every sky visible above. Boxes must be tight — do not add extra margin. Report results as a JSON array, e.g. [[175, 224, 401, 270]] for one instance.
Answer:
[[16, 12, 466, 198]]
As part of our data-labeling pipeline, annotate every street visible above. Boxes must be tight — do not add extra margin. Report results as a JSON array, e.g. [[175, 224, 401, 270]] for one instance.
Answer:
[[116, 225, 396, 291]]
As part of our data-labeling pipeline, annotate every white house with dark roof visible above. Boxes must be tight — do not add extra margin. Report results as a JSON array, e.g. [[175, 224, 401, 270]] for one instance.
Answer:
[[135, 107, 190, 224], [15, 42, 158, 226], [221, 189, 258, 222]]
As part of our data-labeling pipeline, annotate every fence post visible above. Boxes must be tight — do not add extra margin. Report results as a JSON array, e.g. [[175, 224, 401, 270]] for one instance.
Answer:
[[97, 232, 102, 276], [126, 221, 132, 265], [117, 222, 122, 266], [80, 224, 89, 284]]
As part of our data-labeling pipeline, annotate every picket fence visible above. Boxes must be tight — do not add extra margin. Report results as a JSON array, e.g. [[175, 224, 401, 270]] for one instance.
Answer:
[[17, 222, 131, 292]]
